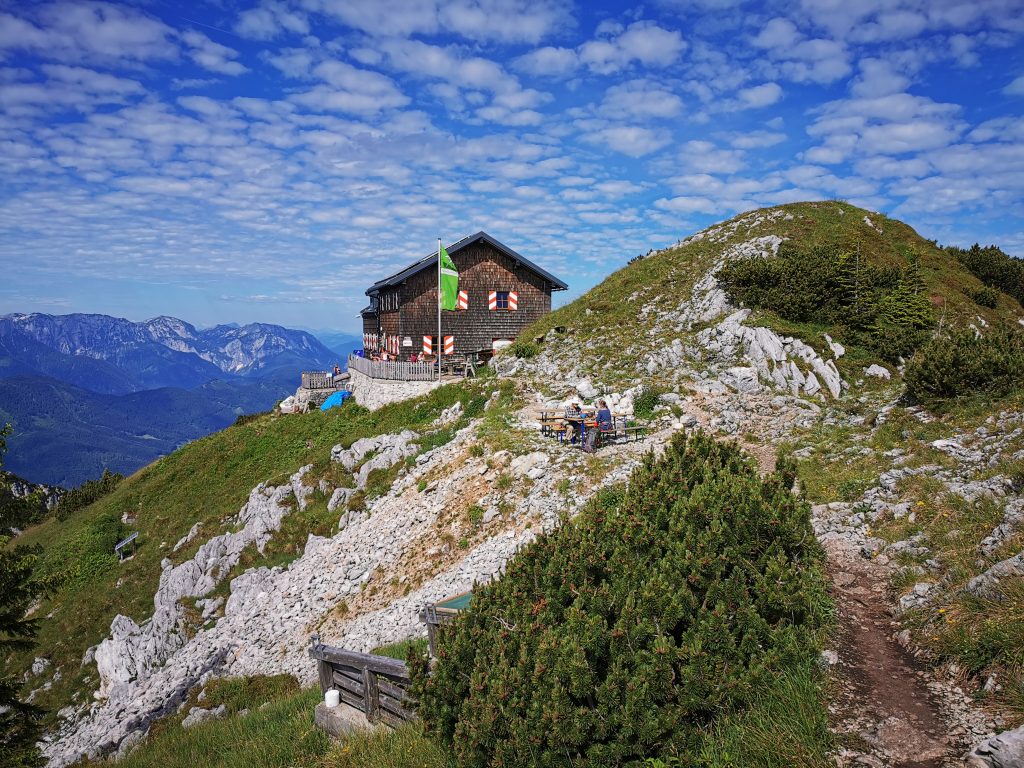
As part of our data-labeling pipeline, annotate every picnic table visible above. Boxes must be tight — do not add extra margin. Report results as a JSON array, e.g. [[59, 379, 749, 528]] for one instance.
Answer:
[[540, 410, 647, 446]]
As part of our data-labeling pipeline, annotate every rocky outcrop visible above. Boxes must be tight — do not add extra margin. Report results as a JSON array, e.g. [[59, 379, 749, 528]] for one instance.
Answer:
[[966, 724, 1024, 767], [331, 430, 419, 490], [93, 470, 306, 698], [966, 551, 1024, 600]]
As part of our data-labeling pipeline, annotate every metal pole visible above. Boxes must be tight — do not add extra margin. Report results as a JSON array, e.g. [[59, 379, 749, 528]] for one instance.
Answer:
[[437, 237, 442, 383]]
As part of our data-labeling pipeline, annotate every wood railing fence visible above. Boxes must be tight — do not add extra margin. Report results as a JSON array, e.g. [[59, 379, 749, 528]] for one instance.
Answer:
[[310, 640, 417, 728], [347, 354, 438, 381], [301, 371, 335, 390]]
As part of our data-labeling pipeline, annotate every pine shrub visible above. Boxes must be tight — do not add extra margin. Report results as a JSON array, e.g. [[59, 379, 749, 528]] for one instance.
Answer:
[[717, 244, 934, 362], [412, 431, 830, 767], [947, 243, 1024, 308], [54, 468, 124, 522], [509, 340, 540, 359], [905, 326, 1024, 401], [633, 386, 661, 419], [968, 286, 999, 309]]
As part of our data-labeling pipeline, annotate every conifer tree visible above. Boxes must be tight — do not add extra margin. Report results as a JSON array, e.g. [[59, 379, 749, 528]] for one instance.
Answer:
[[0, 425, 47, 768]]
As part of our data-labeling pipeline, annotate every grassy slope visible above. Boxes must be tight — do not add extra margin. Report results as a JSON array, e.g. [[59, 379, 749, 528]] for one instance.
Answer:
[[516, 201, 1022, 388], [5, 378, 501, 725]]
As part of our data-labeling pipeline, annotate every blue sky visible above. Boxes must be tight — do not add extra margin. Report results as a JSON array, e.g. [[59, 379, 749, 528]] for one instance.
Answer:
[[1, 0, 1022, 333]]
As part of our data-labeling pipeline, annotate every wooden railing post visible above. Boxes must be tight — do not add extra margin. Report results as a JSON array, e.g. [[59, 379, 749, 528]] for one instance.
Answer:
[[317, 659, 333, 694], [363, 668, 380, 723]]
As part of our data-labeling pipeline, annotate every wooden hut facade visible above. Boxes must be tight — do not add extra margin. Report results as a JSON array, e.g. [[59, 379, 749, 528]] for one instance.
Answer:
[[360, 232, 567, 360]]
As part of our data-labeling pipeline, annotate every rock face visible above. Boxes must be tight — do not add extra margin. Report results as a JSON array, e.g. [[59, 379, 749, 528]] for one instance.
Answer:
[[93, 470, 306, 698], [965, 724, 1024, 767], [346, 368, 440, 411]]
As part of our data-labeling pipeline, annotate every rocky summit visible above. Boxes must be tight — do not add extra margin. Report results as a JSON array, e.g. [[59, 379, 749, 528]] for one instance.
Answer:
[[8, 202, 1024, 768]]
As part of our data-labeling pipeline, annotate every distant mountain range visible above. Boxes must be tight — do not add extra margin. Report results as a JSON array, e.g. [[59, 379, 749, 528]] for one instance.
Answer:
[[0, 313, 357, 487]]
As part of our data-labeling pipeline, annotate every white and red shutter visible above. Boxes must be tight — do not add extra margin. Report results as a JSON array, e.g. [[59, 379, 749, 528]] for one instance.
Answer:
[[444, 335, 455, 355], [457, 290, 468, 310], [422, 335, 432, 355], [488, 291, 497, 310], [508, 291, 518, 311]]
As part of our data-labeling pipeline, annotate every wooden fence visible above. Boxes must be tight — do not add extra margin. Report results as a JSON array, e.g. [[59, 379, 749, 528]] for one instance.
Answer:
[[301, 371, 335, 390], [347, 354, 438, 382], [310, 639, 417, 728]]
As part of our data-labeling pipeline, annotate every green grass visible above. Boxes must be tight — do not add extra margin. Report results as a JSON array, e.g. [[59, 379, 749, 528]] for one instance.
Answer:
[[82, 679, 330, 768], [694, 663, 833, 768], [370, 637, 428, 661], [315, 721, 454, 768], [3, 379, 497, 725]]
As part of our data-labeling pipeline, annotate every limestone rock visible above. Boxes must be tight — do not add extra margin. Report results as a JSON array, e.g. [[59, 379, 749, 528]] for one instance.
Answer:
[[864, 364, 891, 380], [965, 724, 1024, 767], [181, 704, 227, 729]]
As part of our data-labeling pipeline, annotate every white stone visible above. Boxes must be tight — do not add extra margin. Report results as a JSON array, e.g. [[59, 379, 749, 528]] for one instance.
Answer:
[[864, 364, 891, 380]]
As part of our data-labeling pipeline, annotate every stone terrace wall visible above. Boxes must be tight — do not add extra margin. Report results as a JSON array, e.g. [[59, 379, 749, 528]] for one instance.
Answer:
[[347, 368, 440, 411]]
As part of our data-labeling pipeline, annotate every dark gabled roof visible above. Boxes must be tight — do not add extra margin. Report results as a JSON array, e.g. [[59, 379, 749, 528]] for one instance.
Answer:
[[358, 305, 375, 316], [366, 231, 568, 297]]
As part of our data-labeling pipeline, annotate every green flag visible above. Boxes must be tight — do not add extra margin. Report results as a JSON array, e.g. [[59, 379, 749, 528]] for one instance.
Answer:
[[440, 245, 459, 311]]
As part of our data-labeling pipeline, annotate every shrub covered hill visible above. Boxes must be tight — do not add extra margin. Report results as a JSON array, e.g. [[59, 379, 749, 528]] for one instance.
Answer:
[[4, 201, 1024, 768]]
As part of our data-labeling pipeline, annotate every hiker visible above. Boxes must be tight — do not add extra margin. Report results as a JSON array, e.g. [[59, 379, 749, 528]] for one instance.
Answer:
[[333, 363, 341, 377]]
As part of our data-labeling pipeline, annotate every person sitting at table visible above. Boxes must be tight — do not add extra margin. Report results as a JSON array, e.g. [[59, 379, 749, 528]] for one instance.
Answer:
[[596, 399, 613, 433], [564, 401, 582, 443]]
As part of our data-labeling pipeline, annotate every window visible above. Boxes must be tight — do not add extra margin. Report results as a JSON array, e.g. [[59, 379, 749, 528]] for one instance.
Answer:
[[495, 291, 509, 309]]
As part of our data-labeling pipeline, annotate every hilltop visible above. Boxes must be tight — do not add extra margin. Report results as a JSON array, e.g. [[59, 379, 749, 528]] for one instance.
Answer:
[[5, 202, 1024, 768]]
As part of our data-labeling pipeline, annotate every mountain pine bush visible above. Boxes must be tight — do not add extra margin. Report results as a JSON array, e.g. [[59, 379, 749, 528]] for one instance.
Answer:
[[412, 431, 830, 767], [717, 244, 934, 362], [905, 326, 1024, 401], [947, 243, 1024, 308]]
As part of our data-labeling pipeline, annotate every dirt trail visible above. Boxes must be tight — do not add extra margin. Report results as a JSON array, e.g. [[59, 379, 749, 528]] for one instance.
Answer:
[[825, 539, 955, 767]]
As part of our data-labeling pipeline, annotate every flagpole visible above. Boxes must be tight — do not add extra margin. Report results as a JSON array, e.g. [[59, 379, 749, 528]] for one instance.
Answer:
[[437, 237, 442, 383]]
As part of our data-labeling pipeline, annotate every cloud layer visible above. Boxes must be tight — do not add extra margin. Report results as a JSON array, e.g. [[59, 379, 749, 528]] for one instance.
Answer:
[[1, 0, 1022, 328]]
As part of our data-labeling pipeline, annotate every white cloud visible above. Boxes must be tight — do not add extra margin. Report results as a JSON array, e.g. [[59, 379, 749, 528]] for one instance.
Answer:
[[1005, 74, 1024, 95], [181, 30, 248, 76], [752, 18, 801, 49], [729, 130, 786, 149], [298, 0, 572, 44], [0, 2, 178, 63], [678, 140, 745, 173], [581, 125, 671, 157], [579, 21, 686, 74], [370, 38, 550, 124], [512, 46, 579, 77], [598, 80, 683, 119], [850, 58, 911, 98], [235, 1, 310, 40], [736, 82, 782, 108]]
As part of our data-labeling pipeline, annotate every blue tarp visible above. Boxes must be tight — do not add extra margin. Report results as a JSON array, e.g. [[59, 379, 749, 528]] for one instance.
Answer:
[[320, 390, 352, 411]]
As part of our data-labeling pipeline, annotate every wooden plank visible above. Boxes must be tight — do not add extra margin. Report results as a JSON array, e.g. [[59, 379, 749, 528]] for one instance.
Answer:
[[363, 668, 380, 723], [376, 677, 409, 701], [311, 644, 410, 678], [334, 665, 363, 684], [332, 670, 365, 697], [338, 687, 363, 711], [378, 691, 415, 720]]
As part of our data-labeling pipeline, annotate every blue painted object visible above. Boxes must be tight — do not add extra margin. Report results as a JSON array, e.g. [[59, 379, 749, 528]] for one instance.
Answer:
[[320, 390, 351, 411]]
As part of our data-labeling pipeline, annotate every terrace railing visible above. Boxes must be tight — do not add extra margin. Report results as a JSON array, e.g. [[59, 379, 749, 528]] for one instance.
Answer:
[[301, 371, 335, 390], [347, 354, 438, 381]]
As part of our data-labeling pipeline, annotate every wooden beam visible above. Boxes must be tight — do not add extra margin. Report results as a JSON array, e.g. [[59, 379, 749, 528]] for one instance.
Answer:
[[310, 644, 410, 678]]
